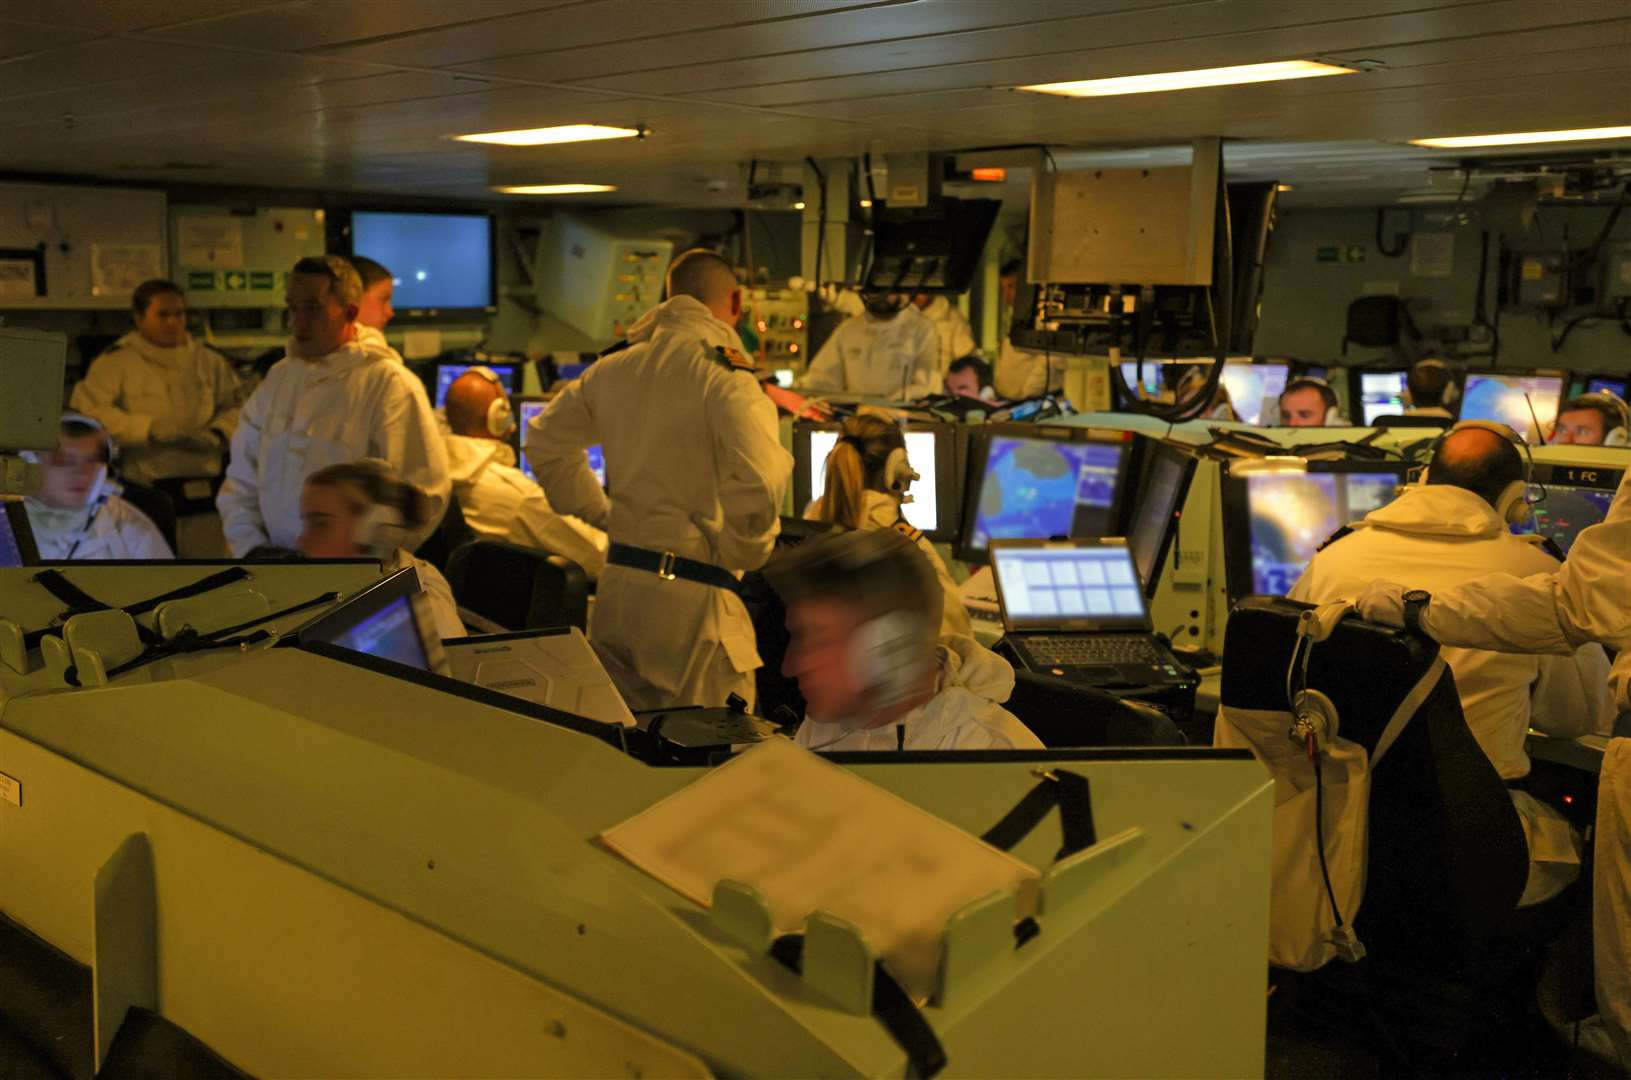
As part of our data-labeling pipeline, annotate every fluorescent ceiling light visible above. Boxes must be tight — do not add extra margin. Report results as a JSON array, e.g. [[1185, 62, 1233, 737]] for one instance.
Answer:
[[457, 124, 640, 146], [495, 184, 618, 195], [1409, 125, 1631, 149], [1020, 60, 1357, 98], [1276, 183, 1295, 192]]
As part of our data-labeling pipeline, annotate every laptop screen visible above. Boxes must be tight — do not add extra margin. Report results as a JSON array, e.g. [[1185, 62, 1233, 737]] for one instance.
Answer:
[[326, 595, 430, 670], [992, 541, 1150, 632]]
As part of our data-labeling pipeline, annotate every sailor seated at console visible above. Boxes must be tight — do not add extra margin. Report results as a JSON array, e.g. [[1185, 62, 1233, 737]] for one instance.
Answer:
[[441, 367, 608, 577], [24, 413, 174, 560], [297, 460, 465, 641], [767, 529, 1041, 752]]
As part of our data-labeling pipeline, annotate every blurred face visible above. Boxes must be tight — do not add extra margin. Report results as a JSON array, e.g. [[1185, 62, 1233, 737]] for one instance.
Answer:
[[1000, 273, 1019, 311], [1279, 387, 1328, 427], [357, 277, 394, 330], [862, 292, 905, 318], [297, 483, 362, 558], [38, 433, 108, 509], [285, 273, 357, 358], [782, 598, 867, 722], [944, 366, 982, 399], [1552, 408, 1607, 446], [911, 293, 932, 310], [135, 291, 187, 348]]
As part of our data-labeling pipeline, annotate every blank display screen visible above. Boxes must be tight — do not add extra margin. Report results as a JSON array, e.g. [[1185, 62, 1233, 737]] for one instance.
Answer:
[[808, 429, 942, 532], [351, 211, 493, 310], [994, 546, 1147, 626]]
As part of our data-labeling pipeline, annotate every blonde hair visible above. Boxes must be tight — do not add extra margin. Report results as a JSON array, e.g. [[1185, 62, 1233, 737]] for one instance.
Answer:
[[814, 414, 905, 530]]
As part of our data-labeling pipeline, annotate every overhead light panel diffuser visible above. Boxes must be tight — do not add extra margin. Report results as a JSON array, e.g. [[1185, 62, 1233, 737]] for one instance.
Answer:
[[458, 124, 640, 146], [1410, 125, 1631, 149], [1020, 60, 1357, 98], [496, 184, 618, 195]]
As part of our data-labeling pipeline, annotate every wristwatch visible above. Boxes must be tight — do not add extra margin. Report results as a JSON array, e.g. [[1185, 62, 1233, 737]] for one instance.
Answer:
[[1401, 589, 1431, 635]]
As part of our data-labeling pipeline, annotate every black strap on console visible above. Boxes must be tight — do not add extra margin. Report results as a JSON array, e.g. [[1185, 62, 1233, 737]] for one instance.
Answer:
[[23, 566, 252, 650], [980, 768, 1097, 861]]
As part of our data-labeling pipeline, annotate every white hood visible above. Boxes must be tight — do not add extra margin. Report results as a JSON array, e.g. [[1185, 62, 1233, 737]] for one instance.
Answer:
[[935, 633, 1015, 704], [1354, 483, 1506, 541], [444, 433, 515, 484], [625, 294, 742, 351], [115, 330, 195, 370]]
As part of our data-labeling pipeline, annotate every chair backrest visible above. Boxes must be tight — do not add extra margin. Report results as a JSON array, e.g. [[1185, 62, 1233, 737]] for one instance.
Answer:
[[414, 493, 476, 572], [1221, 597, 1528, 959], [1006, 670, 1185, 747], [116, 482, 177, 553], [1374, 414, 1453, 429], [445, 539, 588, 632]]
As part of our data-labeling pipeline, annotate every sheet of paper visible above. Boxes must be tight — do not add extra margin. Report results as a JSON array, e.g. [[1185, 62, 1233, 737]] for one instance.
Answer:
[[600, 737, 1040, 996], [91, 243, 163, 297], [176, 216, 244, 268]]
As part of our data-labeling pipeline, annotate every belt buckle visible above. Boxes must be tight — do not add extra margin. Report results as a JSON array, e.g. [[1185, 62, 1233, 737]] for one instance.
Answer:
[[656, 550, 678, 581]]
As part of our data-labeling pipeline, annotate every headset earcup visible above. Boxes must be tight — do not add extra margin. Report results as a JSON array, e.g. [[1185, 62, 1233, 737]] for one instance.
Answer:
[[1497, 479, 1531, 525], [488, 397, 515, 439], [851, 612, 929, 707]]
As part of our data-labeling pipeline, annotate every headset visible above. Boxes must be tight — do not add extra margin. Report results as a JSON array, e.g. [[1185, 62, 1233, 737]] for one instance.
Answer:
[[882, 442, 920, 504], [1281, 376, 1343, 425], [851, 609, 935, 710], [1406, 358, 1459, 408], [1420, 419, 1537, 526], [347, 459, 417, 557], [467, 365, 515, 439]]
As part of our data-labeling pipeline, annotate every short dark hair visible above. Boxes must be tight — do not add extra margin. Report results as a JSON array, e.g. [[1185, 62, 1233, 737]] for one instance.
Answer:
[[1427, 425, 1524, 508], [999, 258, 1024, 279], [1407, 359, 1452, 408], [349, 255, 392, 289], [764, 529, 942, 636], [947, 353, 993, 387], [290, 255, 363, 305], [132, 279, 184, 315], [1280, 377, 1338, 411]]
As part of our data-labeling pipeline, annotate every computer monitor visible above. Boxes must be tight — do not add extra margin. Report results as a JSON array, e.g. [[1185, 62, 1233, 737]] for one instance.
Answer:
[[1459, 372, 1566, 442], [1124, 440, 1197, 596], [297, 567, 447, 674], [1353, 370, 1409, 425], [514, 397, 605, 488], [1516, 462, 1624, 555], [347, 210, 495, 312], [433, 362, 517, 408], [1, 501, 39, 567], [791, 421, 961, 542], [1219, 361, 1290, 426], [957, 425, 1132, 564], [1221, 461, 1408, 599], [1586, 375, 1629, 399]]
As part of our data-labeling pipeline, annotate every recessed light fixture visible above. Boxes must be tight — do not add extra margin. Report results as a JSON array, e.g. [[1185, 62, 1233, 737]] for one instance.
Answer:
[[1019, 59, 1357, 98], [495, 184, 618, 195], [457, 124, 641, 146], [1409, 125, 1631, 148], [792, 201, 806, 210]]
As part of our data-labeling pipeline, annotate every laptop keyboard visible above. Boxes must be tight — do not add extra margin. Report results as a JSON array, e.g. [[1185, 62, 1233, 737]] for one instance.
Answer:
[[1025, 636, 1163, 667]]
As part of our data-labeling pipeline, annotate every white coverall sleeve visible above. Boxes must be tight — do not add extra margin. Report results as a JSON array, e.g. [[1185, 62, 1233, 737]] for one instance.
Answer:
[[216, 382, 270, 555], [526, 379, 612, 530], [69, 354, 155, 446], [903, 324, 942, 400], [800, 329, 848, 392], [1530, 644, 1615, 738], [511, 489, 609, 578], [703, 372, 793, 570], [205, 349, 244, 442], [375, 377, 452, 552]]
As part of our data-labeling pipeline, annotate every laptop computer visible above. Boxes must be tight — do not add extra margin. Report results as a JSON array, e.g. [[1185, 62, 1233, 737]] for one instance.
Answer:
[[442, 627, 636, 728], [990, 538, 1191, 689]]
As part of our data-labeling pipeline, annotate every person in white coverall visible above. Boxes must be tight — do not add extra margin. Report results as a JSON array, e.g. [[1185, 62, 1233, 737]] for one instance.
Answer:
[[217, 255, 449, 557], [349, 254, 395, 354], [1357, 465, 1631, 1070], [296, 460, 463, 642], [768, 528, 1041, 752], [801, 292, 940, 400], [803, 413, 970, 640], [1294, 424, 1612, 905], [23, 414, 173, 560], [69, 279, 242, 486], [526, 249, 792, 711], [910, 293, 977, 372], [441, 367, 607, 578]]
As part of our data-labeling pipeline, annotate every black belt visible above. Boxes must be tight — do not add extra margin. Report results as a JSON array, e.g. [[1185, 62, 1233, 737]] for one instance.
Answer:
[[607, 543, 743, 596]]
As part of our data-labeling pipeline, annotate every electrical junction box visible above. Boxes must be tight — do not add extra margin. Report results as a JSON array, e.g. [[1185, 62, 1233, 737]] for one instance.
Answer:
[[1509, 250, 1567, 309], [535, 216, 671, 346], [1600, 241, 1631, 302]]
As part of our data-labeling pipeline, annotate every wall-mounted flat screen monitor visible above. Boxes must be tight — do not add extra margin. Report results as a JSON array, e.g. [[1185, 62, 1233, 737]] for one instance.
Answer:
[[348, 210, 496, 312]]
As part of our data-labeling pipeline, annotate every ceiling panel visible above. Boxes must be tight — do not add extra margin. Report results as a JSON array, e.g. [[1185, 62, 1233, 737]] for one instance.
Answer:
[[323, 0, 888, 68], [145, 1, 560, 52], [0, 0, 273, 34], [0, 38, 238, 101], [0, 19, 99, 61]]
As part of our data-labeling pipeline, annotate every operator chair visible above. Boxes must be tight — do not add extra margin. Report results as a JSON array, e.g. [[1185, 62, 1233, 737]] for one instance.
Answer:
[[116, 482, 178, 555], [1219, 597, 1583, 1064], [445, 539, 589, 633], [1006, 672, 1186, 748], [413, 494, 476, 573]]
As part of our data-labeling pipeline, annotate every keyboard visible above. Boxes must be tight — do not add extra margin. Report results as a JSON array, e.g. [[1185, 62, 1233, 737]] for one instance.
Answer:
[[1023, 635, 1163, 667]]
